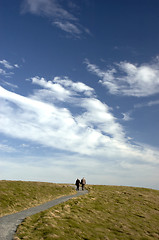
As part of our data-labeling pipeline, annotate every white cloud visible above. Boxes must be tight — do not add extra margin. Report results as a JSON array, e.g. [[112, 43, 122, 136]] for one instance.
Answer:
[[0, 68, 7, 75], [0, 59, 20, 78], [85, 57, 159, 97], [30, 76, 94, 101], [0, 79, 18, 89], [22, 0, 75, 20], [0, 154, 158, 189], [0, 60, 13, 69], [0, 86, 107, 155], [53, 21, 81, 35], [0, 143, 16, 153], [30, 76, 72, 101], [0, 76, 159, 168], [14, 64, 20, 68], [122, 112, 133, 121], [0, 69, 14, 77], [134, 99, 159, 108], [76, 98, 125, 140], [1, 76, 159, 189], [21, 0, 89, 36], [53, 76, 94, 96]]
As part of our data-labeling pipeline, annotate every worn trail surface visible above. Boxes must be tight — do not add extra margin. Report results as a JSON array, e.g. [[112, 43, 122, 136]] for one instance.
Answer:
[[0, 189, 88, 240]]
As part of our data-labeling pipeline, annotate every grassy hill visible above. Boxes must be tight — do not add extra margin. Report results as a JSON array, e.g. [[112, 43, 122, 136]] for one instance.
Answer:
[[1, 181, 159, 239], [0, 180, 76, 217], [13, 185, 159, 240]]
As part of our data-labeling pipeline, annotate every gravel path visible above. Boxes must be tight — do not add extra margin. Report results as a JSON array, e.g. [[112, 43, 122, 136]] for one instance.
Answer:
[[0, 189, 88, 240]]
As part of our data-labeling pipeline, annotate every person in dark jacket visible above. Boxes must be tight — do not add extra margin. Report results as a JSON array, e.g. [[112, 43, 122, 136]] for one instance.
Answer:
[[75, 178, 80, 191], [81, 177, 86, 190]]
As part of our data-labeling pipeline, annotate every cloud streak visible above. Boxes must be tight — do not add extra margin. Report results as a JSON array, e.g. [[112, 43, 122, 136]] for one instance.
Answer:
[[0, 60, 14, 69], [22, 0, 75, 20], [85, 57, 159, 97], [53, 21, 81, 35], [21, 0, 89, 37], [0, 143, 16, 153], [134, 99, 159, 108], [0, 59, 19, 78], [0, 60, 19, 70]]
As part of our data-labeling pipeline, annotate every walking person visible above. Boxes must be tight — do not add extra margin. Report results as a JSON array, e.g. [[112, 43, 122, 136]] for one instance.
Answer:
[[81, 177, 86, 190], [75, 178, 80, 191]]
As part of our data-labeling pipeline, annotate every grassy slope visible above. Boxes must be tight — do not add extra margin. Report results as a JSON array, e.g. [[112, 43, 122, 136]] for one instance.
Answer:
[[0, 180, 76, 217], [14, 185, 159, 240]]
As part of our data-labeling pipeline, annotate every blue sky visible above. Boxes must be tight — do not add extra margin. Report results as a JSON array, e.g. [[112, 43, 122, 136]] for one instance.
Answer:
[[0, 0, 159, 189]]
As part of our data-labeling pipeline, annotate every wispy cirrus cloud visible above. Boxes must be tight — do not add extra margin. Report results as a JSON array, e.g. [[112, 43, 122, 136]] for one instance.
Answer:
[[0, 68, 7, 75], [21, 0, 89, 37], [0, 143, 16, 153], [0, 60, 19, 70], [134, 99, 159, 108], [21, 0, 76, 20], [0, 80, 18, 90], [85, 57, 159, 97], [0, 59, 19, 78], [53, 21, 81, 35], [0, 60, 13, 69], [0, 60, 20, 91]]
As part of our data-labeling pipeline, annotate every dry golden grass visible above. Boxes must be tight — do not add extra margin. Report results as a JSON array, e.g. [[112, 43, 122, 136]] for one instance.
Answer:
[[14, 185, 159, 240], [0, 180, 76, 217]]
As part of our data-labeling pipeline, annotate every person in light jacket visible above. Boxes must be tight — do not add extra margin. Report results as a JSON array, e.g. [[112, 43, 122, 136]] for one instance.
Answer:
[[81, 177, 86, 190]]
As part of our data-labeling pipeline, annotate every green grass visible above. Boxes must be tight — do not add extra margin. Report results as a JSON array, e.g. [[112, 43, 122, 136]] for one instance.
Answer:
[[14, 185, 159, 240], [0, 180, 76, 217]]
